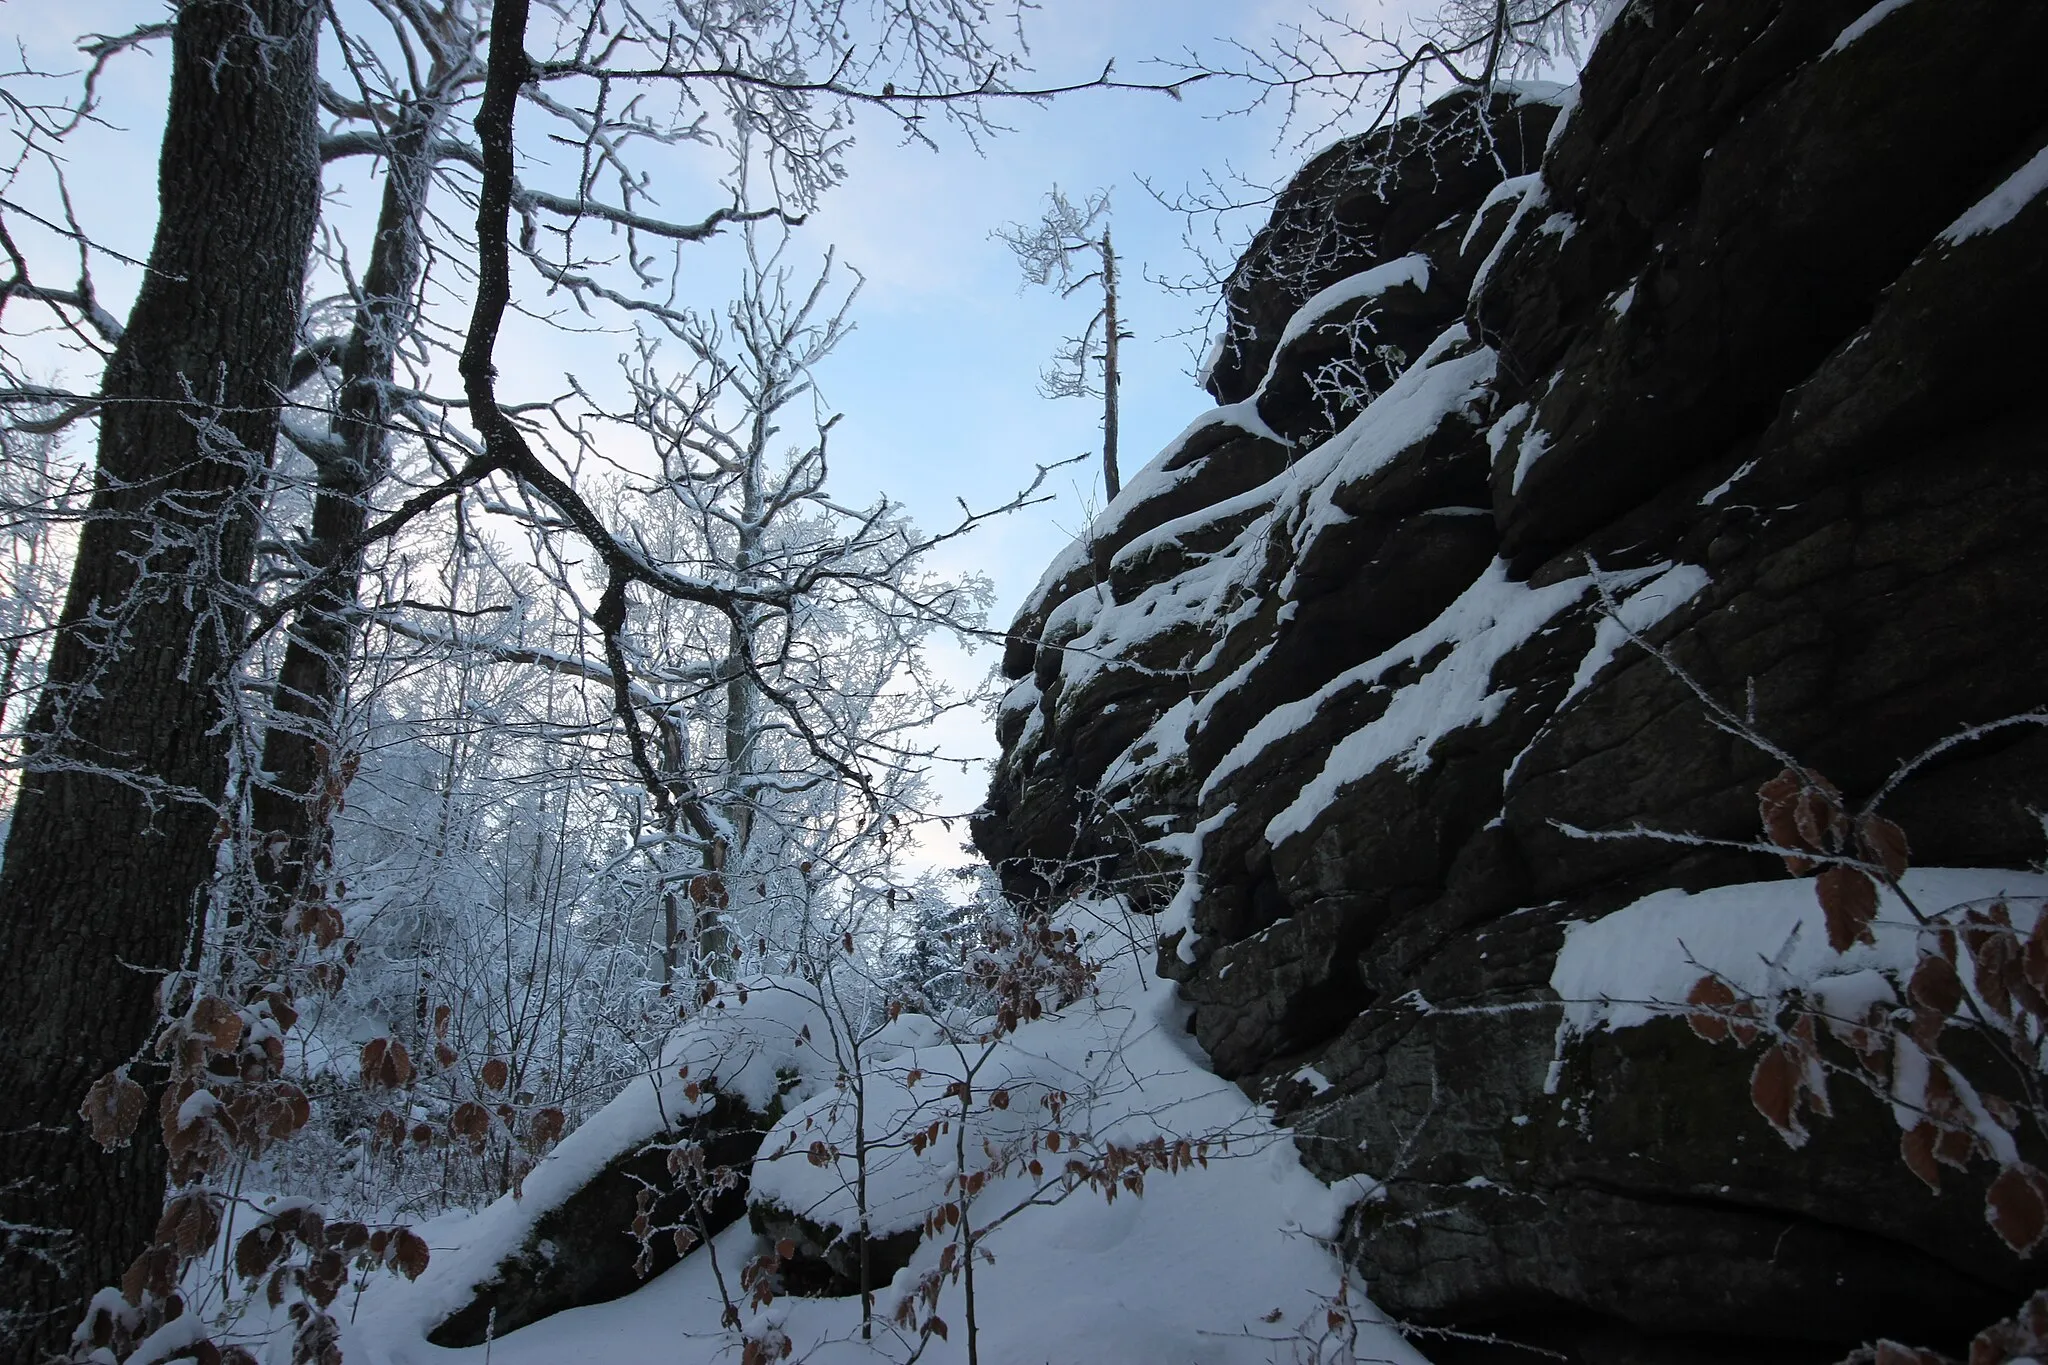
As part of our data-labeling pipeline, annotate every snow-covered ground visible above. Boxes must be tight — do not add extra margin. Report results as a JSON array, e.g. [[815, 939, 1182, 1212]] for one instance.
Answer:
[[308, 901, 1423, 1365]]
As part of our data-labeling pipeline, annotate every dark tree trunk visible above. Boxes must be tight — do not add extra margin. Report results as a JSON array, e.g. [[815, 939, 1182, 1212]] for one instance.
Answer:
[[250, 104, 439, 930], [0, 2, 321, 1356], [1100, 228, 1121, 502]]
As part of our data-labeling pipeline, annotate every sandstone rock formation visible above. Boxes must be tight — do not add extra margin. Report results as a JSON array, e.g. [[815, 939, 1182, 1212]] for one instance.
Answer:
[[975, 2, 2048, 1359]]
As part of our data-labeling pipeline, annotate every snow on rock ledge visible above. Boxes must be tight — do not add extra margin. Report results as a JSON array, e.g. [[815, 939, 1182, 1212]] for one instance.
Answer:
[[1550, 868, 2048, 1045], [978, 0, 2048, 1353]]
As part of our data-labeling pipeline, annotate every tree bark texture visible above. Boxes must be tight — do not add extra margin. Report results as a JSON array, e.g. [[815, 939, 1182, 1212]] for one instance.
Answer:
[[0, 2, 321, 1356]]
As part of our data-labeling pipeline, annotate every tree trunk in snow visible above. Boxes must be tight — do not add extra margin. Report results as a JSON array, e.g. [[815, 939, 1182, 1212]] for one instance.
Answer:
[[250, 102, 440, 933], [0, 1, 321, 1353]]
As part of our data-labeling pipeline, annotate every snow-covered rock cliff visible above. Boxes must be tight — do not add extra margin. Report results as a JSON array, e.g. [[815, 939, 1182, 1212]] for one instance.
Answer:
[[977, 1, 2048, 1358]]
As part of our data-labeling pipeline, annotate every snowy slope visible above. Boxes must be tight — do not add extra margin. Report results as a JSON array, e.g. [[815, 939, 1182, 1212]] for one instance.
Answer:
[[325, 902, 1424, 1365]]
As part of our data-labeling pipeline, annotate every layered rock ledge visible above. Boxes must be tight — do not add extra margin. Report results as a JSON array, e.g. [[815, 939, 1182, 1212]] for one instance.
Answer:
[[976, 1, 2048, 1359]]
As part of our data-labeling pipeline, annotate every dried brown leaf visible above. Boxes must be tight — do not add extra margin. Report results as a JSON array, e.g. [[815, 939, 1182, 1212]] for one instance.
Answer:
[[1824, 1000, 1889, 1074], [158, 1192, 223, 1258], [450, 1100, 491, 1150], [80, 1069, 147, 1150], [392, 1228, 430, 1280], [360, 1037, 388, 1089], [1759, 770, 1818, 874], [1857, 813, 1911, 881], [122, 1242, 178, 1306], [266, 991, 299, 1034], [1816, 866, 1880, 953], [2027, 916, 2048, 999], [1971, 927, 2018, 1023], [1793, 772, 1847, 854], [1909, 1004, 1947, 1052], [1901, 1123, 1942, 1192], [191, 996, 243, 1052], [1728, 998, 1763, 1048], [1971, 1287, 2048, 1365], [305, 1248, 346, 1306], [2009, 969, 2048, 1025], [1935, 1124, 1978, 1171], [1791, 1014, 1832, 1119], [236, 1225, 287, 1281], [279, 1206, 325, 1248], [360, 1037, 413, 1090], [1909, 955, 1964, 1018], [1750, 1045, 1805, 1145], [529, 1107, 566, 1150], [325, 1221, 369, 1254], [1685, 976, 1738, 1044], [270, 1083, 311, 1140], [1987, 1163, 2048, 1254]]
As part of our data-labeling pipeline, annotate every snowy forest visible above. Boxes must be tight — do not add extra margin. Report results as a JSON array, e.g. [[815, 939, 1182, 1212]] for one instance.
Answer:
[[2, 1, 2046, 1363]]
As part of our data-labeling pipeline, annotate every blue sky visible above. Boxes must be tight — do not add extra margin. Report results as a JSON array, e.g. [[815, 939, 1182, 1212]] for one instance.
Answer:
[[5, 0, 1384, 582], [1, 0, 1433, 838]]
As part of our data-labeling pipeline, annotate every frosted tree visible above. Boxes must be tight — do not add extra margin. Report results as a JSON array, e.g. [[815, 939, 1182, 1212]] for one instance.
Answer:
[[0, 0, 1181, 1348], [525, 228, 1002, 987], [0, 424, 72, 775], [0, 0, 1183, 1338], [247, 0, 482, 944], [0, 6, 324, 1350], [997, 188, 1125, 501]]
